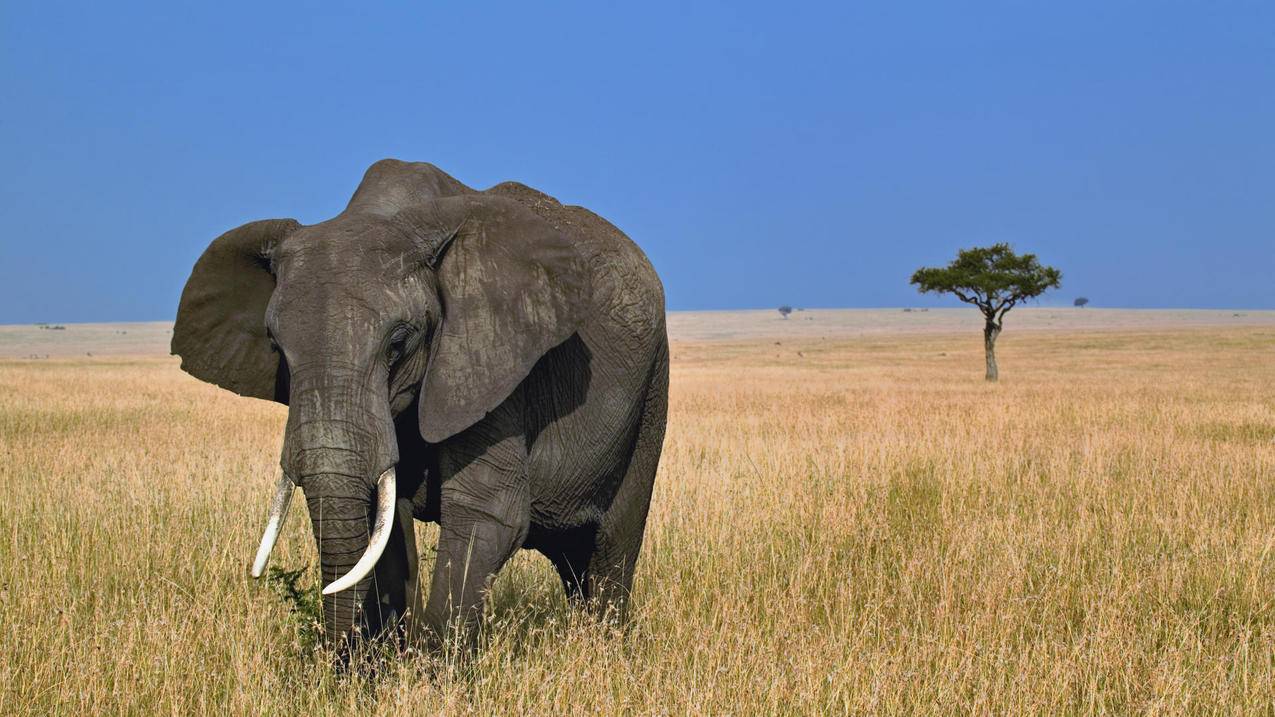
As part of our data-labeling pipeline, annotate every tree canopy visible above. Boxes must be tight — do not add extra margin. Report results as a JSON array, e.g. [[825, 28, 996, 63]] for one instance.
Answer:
[[910, 243, 1061, 325]]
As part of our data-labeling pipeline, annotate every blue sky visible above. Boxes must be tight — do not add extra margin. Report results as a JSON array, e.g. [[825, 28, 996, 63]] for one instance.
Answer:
[[2, 1, 1272, 322]]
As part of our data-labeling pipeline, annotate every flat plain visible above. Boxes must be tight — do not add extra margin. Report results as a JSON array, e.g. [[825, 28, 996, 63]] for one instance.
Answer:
[[3, 308, 1274, 714]]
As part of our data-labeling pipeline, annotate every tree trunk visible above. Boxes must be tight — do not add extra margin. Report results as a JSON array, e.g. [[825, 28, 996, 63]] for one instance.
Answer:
[[983, 320, 1000, 382]]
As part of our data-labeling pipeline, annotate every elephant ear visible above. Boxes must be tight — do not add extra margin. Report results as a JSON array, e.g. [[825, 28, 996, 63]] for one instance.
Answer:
[[412, 196, 592, 442], [172, 218, 300, 403]]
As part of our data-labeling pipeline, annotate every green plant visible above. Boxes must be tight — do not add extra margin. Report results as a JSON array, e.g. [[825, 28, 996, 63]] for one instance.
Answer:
[[265, 565, 324, 653]]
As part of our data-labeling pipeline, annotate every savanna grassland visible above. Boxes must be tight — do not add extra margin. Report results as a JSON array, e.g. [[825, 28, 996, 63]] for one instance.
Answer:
[[2, 310, 1275, 714]]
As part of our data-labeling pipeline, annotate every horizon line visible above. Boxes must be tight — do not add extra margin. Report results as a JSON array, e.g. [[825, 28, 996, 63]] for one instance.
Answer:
[[7, 305, 1275, 328]]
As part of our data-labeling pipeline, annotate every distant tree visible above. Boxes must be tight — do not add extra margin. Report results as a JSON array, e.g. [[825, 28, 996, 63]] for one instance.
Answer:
[[777, 305, 793, 319], [910, 243, 1061, 381], [1074, 297, 1089, 307]]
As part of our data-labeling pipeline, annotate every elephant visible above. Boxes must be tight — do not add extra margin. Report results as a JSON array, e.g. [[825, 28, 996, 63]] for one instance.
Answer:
[[172, 159, 669, 653]]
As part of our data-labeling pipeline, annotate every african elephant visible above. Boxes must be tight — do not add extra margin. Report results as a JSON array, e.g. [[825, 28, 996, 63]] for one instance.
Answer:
[[172, 159, 668, 652]]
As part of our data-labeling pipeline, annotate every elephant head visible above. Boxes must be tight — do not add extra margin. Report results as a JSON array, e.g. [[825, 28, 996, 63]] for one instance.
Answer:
[[172, 160, 590, 644]]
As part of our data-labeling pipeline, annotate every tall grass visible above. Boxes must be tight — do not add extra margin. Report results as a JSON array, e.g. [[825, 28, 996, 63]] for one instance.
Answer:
[[2, 327, 1274, 714]]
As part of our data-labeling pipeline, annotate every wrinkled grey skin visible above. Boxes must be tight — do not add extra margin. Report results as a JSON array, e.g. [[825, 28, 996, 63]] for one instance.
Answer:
[[172, 159, 668, 652]]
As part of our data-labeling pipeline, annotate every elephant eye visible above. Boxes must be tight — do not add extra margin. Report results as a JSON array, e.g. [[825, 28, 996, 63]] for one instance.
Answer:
[[386, 325, 413, 366]]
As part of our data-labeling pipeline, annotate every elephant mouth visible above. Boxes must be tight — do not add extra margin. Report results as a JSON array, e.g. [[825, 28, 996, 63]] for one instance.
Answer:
[[248, 467, 398, 596]]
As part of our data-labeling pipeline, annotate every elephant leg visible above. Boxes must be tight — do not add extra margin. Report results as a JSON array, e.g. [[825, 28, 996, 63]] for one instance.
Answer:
[[422, 419, 530, 651], [422, 482, 529, 650], [586, 469, 654, 621], [587, 349, 668, 622]]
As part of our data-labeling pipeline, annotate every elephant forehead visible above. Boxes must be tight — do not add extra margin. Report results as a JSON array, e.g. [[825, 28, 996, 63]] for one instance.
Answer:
[[272, 265, 432, 319], [268, 280, 434, 358], [277, 221, 425, 281]]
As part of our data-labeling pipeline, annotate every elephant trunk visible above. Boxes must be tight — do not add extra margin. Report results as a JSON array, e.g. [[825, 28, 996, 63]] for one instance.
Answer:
[[304, 480, 377, 642], [321, 468, 396, 596], [279, 362, 400, 646]]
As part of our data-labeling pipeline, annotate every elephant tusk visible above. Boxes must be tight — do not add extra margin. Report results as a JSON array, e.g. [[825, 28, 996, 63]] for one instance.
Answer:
[[251, 472, 295, 578], [322, 468, 396, 596]]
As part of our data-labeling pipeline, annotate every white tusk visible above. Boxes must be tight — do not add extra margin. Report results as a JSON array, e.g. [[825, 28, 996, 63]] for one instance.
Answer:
[[251, 472, 295, 578], [322, 468, 397, 596]]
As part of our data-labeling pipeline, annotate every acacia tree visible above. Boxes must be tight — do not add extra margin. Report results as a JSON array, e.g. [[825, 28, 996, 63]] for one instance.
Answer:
[[910, 243, 1061, 381]]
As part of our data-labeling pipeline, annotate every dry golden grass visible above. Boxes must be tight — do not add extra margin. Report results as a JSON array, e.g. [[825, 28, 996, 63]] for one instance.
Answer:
[[3, 324, 1275, 714]]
